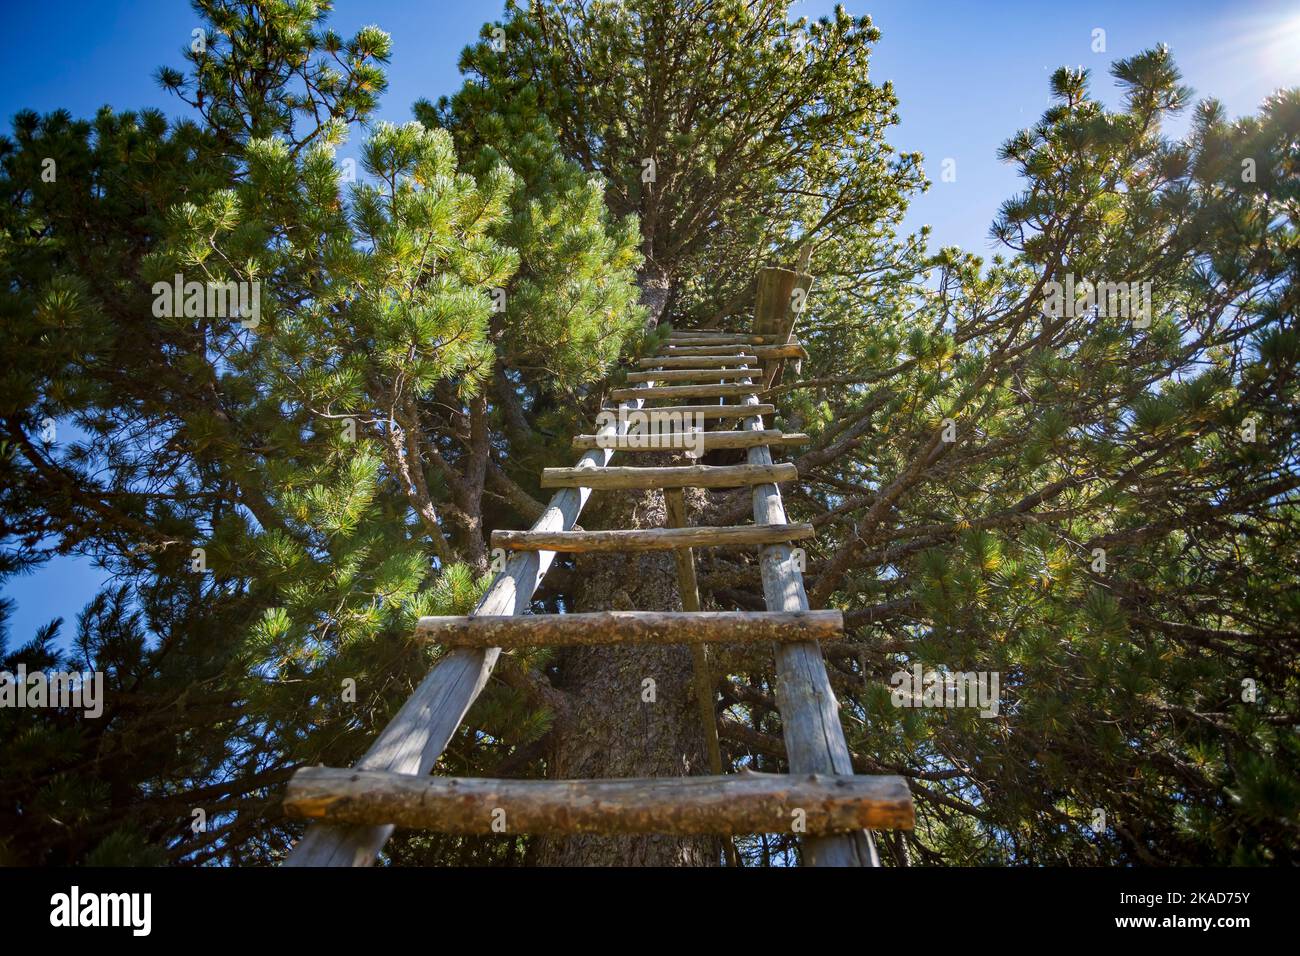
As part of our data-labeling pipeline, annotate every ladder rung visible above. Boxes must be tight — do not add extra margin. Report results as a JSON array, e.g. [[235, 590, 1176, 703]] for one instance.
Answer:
[[420, 608, 842, 647], [668, 333, 773, 345], [610, 383, 758, 401], [666, 329, 750, 339], [625, 367, 760, 383], [637, 355, 758, 368], [491, 522, 814, 553], [657, 344, 765, 356], [619, 403, 775, 420], [416, 608, 842, 647], [572, 429, 809, 452], [283, 767, 914, 834], [540, 462, 796, 489]]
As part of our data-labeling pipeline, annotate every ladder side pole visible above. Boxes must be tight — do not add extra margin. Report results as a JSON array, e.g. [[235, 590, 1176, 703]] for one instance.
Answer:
[[742, 268, 880, 868], [284, 388, 650, 866], [741, 395, 877, 867]]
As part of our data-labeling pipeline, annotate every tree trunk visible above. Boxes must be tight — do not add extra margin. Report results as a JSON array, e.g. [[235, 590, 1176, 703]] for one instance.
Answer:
[[637, 262, 672, 330], [530, 475, 721, 866], [529, 267, 714, 866]]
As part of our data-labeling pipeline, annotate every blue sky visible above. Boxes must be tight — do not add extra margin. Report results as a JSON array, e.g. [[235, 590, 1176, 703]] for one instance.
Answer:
[[2, 0, 1298, 645]]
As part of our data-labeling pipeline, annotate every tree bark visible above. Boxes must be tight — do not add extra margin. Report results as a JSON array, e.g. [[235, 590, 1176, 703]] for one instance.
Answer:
[[529, 474, 722, 866], [529, 263, 710, 866], [637, 262, 672, 329]]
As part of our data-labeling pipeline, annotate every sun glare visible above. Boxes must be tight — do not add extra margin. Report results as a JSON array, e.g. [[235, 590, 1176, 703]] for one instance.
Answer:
[[1264, 12, 1300, 74], [1206, 6, 1300, 96]]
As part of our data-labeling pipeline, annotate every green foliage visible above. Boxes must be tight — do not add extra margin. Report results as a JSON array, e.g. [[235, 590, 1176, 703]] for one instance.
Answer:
[[797, 47, 1299, 865], [437, 0, 923, 323], [0, 1, 1294, 870], [0, 0, 639, 865]]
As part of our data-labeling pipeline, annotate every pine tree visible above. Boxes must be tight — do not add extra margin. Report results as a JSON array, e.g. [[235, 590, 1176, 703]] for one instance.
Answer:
[[0, 0, 641, 865], [436, 0, 922, 324], [0, 1, 1295, 869], [426, 0, 925, 865], [761, 54, 1299, 865]]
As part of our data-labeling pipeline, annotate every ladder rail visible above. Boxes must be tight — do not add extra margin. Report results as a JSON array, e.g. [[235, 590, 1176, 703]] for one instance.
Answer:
[[740, 388, 880, 867], [283, 385, 653, 867]]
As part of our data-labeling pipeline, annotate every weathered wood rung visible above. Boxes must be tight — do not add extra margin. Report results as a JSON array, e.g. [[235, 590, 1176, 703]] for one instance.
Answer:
[[658, 343, 805, 359], [666, 329, 752, 339], [283, 768, 914, 835], [614, 403, 775, 421], [657, 344, 767, 356], [625, 367, 760, 383], [610, 383, 758, 401], [416, 608, 841, 647], [572, 429, 809, 452], [491, 522, 814, 553], [637, 355, 758, 368], [541, 462, 796, 489], [668, 333, 775, 345]]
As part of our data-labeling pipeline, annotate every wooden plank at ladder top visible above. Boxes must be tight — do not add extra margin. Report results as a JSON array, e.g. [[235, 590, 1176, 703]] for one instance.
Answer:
[[743, 268, 881, 867], [283, 383, 657, 867], [541, 462, 796, 490], [284, 768, 915, 834], [491, 522, 815, 552], [415, 609, 844, 648], [571, 430, 809, 452], [753, 266, 812, 390], [753, 268, 808, 341]]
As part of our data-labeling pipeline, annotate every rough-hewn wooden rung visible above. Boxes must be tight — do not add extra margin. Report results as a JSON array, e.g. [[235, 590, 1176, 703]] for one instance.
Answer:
[[667, 330, 752, 339], [657, 342, 805, 359], [638, 355, 758, 368], [610, 383, 758, 401], [283, 768, 914, 834], [614, 403, 775, 421], [625, 367, 760, 383], [541, 462, 796, 489], [668, 333, 774, 345], [572, 429, 809, 452], [657, 344, 766, 356], [416, 608, 841, 647], [491, 522, 814, 553]]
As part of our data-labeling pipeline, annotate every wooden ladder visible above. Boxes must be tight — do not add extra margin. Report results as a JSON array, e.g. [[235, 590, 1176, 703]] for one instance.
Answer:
[[282, 269, 912, 867]]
